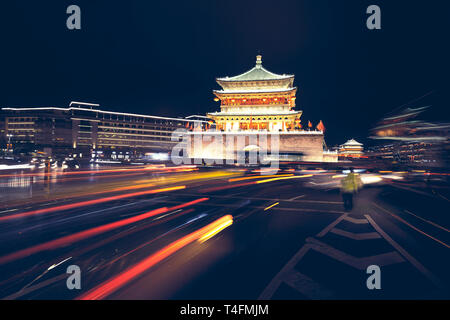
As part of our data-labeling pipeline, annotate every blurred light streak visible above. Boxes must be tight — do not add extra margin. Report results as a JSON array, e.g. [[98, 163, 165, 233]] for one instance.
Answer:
[[381, 174, 404, 180], [0, 165, 198, 179], [0, 198, 209, 265], [264, 202, 279, 211], [255, 174, 313, 184], [228, 174, 293, 183], [200, 181, 257, 193], [198, 217, 233, 243], [361, 175, 383, 184], [0, 164, 34, 170], [0, 186, 186, 222], [77, 215, 233, 300]]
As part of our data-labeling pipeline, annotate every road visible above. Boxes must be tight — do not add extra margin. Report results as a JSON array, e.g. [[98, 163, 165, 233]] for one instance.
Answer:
[[0, 164, 449, 300]]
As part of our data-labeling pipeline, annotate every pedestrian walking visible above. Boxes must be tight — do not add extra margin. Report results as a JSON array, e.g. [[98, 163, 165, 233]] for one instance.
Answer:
[[340, 168, 363, 211]]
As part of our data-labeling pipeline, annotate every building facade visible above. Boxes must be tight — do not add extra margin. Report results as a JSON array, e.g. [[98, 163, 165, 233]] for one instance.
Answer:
[[339, 139, 364, 158], [187, 55, 330, 163], [208, 55, 301, 132], [0, 102, 207, 159]]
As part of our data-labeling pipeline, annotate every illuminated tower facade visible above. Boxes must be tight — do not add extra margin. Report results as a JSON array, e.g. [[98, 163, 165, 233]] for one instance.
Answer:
[[208, 55, 302, 132]]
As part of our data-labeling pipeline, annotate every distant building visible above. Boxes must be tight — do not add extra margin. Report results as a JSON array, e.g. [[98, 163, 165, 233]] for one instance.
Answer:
[[369, 103, 450, 166], [339, 139, 364, 158], [0, 102, 208, 158]]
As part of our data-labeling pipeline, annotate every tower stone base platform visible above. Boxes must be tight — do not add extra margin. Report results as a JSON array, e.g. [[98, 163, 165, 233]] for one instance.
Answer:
[[186, 131, 326, 163]]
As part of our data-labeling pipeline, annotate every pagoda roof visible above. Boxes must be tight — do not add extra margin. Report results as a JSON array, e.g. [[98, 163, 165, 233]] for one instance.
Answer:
[[216, 55, 294, 83], [341, 139, 363, 146]]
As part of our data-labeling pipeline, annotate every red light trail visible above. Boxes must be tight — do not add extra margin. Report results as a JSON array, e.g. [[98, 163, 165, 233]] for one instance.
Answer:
[[0, 198, 209, 265], [0, 186, 186, 222], [78, 215, 233, 300]]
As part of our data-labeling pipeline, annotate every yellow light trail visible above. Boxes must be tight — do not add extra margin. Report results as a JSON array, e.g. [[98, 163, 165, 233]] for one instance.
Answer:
[[255, 174, 313, 184], [228, 174, 294, 183], [198, 217, 234, 243], [264, 202, 279, 211]]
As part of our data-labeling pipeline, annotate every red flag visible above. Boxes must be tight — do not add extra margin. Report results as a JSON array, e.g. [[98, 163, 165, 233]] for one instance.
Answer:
[[308, 121, 312, 128], [316, 120, 325, 132]]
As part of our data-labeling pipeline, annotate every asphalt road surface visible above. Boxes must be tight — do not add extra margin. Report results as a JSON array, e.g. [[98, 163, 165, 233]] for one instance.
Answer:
[[0, 164, 448, 300]]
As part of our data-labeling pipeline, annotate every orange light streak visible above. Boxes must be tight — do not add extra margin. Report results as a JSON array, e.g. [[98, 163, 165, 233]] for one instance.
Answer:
[[0, 186, 186, 222], [78, 215, 233, 300], [0, 198, 209, 265]]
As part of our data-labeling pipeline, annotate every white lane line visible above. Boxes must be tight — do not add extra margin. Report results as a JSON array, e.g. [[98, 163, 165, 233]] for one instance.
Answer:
[[317, 213, 349, 237], [167, 200, 347, 215], [283, 270, 334, 299], [365, 214, 445, 290], [404, 210, 450, 233], [343, 216, 369, 224], [306, 237, 405, 269], [330, 228, 382, 240], [259, 213, 347, 299], [177, 192, 343, 205], [373, 202, 450, 249], [3, 273, 67, 300], [258, 244, 314, 300]]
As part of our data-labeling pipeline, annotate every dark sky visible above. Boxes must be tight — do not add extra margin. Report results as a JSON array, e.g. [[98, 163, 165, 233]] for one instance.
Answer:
[[0, 0, 449, 146]]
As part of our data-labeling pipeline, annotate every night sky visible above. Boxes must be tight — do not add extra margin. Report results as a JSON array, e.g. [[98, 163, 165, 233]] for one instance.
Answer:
[[0, 0, 448, 146]]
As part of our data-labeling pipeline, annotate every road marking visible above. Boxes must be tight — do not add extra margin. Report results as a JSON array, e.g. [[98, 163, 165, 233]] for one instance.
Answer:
[[3, 273, 67, 300], [178, 192, 343, 205], [330, 228, 382, 240], [283, 269, 334, 299], [389, 183, 436, 198], [259, 213, 346, 299], [373, 202, 450, 249], [164, 198, 346, 215], [317, 213, 349, 237], [258, 244, 314, 300], [403, 210, 450, 233], [365, 214, 445, 290], [343, 216, 369, 224], [306, 237, 405, 269]]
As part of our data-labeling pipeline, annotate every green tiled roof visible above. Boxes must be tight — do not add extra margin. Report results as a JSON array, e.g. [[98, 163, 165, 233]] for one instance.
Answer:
[[217, 55, 294, 82]]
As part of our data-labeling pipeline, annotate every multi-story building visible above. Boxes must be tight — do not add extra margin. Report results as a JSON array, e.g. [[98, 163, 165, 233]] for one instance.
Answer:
[[0, 102, 208, 159]]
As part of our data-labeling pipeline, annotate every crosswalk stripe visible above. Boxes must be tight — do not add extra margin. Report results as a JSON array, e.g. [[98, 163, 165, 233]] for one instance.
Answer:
[[343, 216, 369, 224], [283, 270, 334, 299], [306, 237, 405, 270], [330, 228, 382, 240]]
